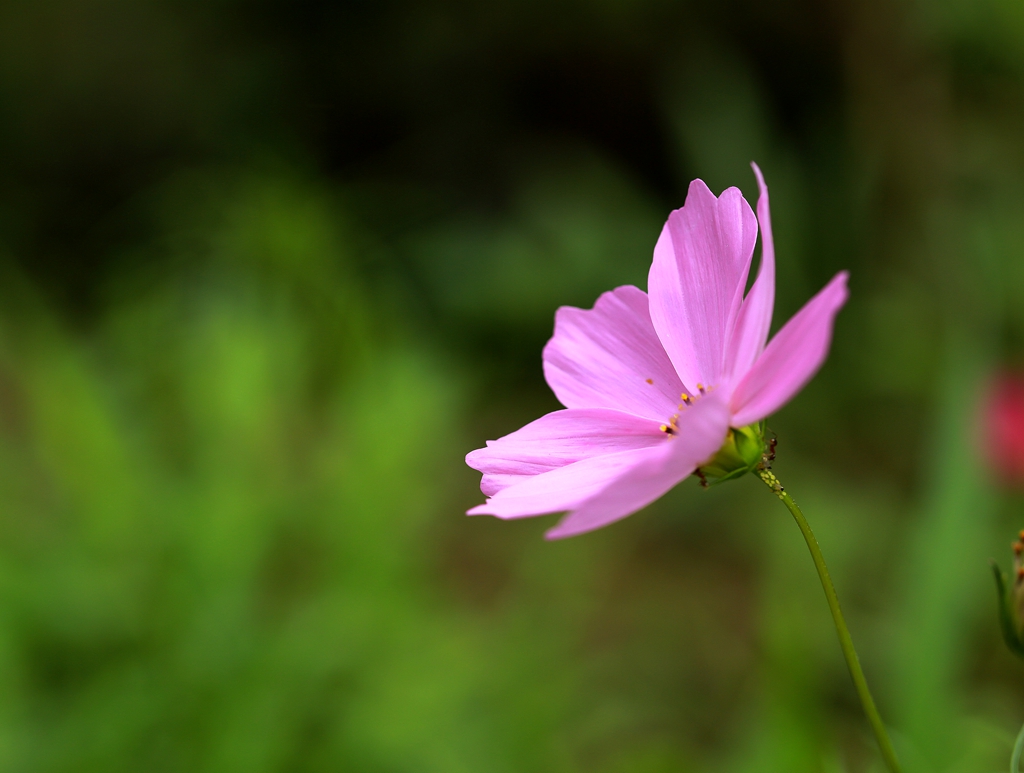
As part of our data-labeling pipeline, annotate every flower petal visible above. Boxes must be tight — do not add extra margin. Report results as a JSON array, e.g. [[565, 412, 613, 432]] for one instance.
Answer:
[[466, 393, 730, 539], [468, 444, 672, 520], [466, 408, 665, 497], [729, 271, 849, 426], [648, 180, 758, 392], [724, 162, 775, 385], [543, 285, 685, 422], [545, 392, 731, 539]]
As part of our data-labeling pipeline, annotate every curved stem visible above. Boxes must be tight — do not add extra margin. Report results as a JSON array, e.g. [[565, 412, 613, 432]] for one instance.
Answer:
[[1012, 719, 1024, 773], [757, 469, 902, 773]]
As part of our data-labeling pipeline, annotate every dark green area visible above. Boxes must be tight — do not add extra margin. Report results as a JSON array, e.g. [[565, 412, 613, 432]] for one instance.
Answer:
[[0, 0, 1022, 770]]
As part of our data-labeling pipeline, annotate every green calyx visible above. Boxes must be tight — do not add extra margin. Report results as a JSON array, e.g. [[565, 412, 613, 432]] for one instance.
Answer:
[[992, 559, 1024, 660], [990, 533, 1024, 660], [697, 423, 767, 484]]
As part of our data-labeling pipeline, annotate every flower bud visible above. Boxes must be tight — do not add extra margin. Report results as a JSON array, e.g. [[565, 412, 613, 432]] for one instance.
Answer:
[[990, 532, 1024, 659], [697, 424, 767, 484]]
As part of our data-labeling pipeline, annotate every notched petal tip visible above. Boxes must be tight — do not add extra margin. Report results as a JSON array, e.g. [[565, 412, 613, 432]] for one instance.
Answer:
[[683, 177, 716, 205], [648, 175, 758, 391]]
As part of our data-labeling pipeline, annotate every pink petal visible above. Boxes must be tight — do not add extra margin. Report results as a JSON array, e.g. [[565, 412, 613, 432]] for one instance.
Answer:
[[468, 444, 673, 520], [545, 392, 731, 539], [466, 408, 665, 497], [467, 393, 730, 539], [729, 271, 849, 426], [648, 180, 758, 392], [543, 285, 686, 422], [724, 162, 776, 386]]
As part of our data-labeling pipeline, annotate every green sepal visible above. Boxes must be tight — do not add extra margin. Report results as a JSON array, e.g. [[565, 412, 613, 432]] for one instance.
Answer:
[[990, 561, 1024, 659], [703, 466, 750, 486], [697, 423, 767, 484]]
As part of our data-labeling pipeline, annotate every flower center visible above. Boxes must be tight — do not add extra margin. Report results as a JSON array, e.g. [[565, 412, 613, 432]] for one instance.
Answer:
[[659, 382, 713, 436]]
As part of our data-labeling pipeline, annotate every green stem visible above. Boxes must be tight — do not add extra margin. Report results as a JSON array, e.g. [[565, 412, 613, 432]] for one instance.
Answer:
[[757, 469, 902, 773], [1012, 719, 1024, 773]]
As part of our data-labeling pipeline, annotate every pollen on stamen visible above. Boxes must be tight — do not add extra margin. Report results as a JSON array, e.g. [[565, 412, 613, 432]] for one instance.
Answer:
[[1016, 566, 1024, 581]]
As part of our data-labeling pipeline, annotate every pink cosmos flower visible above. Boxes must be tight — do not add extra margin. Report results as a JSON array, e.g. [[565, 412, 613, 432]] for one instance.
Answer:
[[466, 164, 849, 539]]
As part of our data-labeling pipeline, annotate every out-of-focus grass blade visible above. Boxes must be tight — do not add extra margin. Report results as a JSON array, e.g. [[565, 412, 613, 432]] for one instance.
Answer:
[[889, 331, 997, 771]]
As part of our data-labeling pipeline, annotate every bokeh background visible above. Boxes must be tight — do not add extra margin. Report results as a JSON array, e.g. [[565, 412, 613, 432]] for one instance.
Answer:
[[1, 0, 1024, 771]]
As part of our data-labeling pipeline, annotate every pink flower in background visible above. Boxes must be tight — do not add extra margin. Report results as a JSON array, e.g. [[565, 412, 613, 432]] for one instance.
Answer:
[[466, 164, 849, 539], [985, 373, 1024, 485]]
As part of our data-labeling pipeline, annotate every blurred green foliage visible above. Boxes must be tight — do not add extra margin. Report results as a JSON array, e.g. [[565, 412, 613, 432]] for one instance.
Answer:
[[0, 0, 1023, 771]]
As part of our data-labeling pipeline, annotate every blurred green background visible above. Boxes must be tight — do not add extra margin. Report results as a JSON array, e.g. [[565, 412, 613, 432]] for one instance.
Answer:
[[1, 0, 1024, 771]]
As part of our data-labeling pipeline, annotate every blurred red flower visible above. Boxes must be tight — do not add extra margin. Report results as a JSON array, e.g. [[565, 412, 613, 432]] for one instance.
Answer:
[[986, 373, 1024, 484]]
